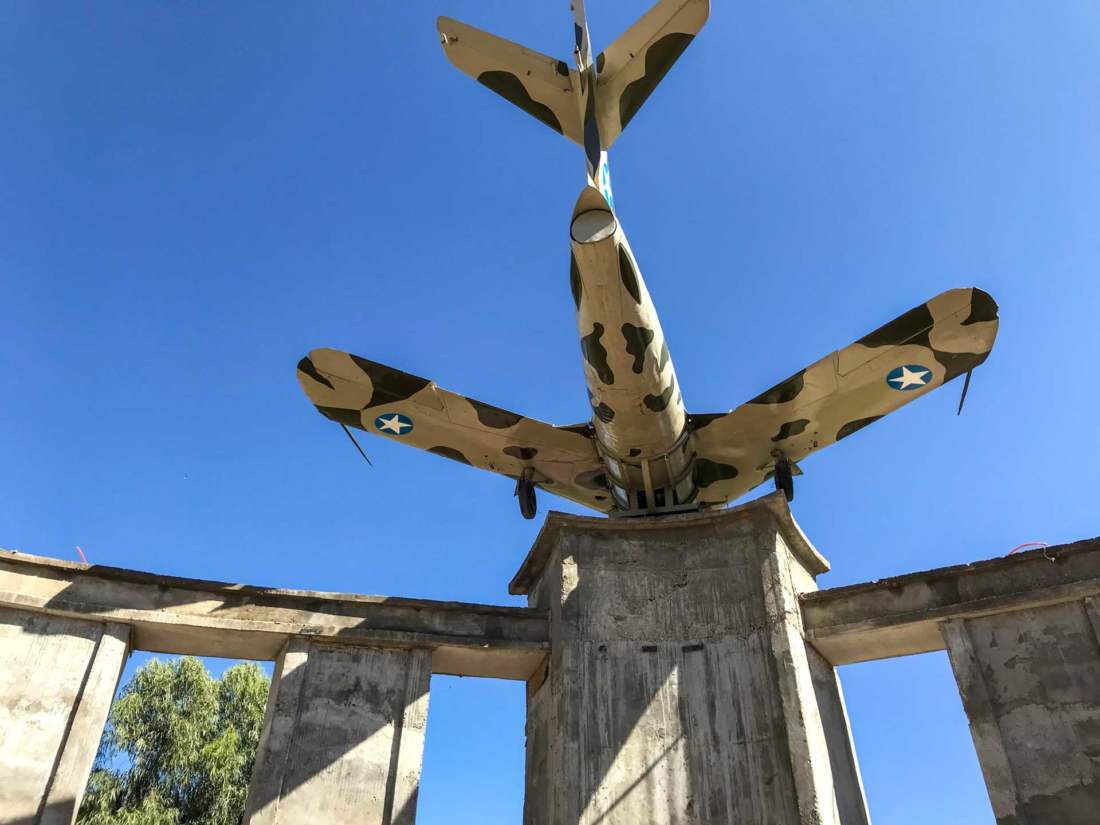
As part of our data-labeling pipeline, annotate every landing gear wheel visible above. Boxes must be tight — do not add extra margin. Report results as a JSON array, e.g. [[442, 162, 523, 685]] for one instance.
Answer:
[[774, 456, 794, 503], [515, 470, 537, 520]]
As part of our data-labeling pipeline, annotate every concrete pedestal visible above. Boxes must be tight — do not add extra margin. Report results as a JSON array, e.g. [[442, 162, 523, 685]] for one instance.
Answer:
[[942, 598, 1100, 824], [244, 638, 431, 825], [0, 606, 130, 825], [511, 494, 869, 825]]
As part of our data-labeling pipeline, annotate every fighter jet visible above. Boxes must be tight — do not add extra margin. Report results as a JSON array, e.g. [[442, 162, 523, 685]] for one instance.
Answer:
[[296, 0, 999, 519]]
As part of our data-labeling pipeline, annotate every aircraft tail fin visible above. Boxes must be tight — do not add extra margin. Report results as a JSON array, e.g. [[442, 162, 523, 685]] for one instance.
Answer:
[[437, 0, 708, 153], [437, 17, 584, 145], [595, 0, 709, 148]]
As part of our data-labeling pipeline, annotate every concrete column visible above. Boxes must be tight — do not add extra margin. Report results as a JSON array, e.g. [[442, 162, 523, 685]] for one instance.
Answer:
[[942, 597, 1100, 824], [244, 638, 431, 825], [512, 495, 870, 825], [0, 606, 131, 825]]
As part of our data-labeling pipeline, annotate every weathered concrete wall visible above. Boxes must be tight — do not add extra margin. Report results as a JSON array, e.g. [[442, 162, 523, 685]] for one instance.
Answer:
[[245, 638, 431, 825], [804, 537, 1100, 824], [806, 644, 871, 824], [942, 601, 1100, 825], [4, 515, 1100, 824], [514, 494, 869, 825], [0, 606, 130, 825]]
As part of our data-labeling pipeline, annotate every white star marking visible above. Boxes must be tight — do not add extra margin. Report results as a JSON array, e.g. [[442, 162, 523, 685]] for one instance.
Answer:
[[889, 366, 931, 389], [378, 415, 410, 434]]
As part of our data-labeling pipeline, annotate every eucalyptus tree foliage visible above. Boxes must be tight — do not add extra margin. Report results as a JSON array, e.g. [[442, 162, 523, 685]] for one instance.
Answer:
[[78, 657, 269, 825]]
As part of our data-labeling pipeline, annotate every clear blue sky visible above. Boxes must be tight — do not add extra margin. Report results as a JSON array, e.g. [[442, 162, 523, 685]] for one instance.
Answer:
[[2, 2, 1098, 822]]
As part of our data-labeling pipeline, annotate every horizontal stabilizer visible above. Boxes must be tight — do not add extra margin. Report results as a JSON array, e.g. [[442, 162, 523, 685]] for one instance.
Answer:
[[595, 0, 709, 146], [688, 287, 999, 505], [297, 348, 612, 512], [437, 17, 584, 144]]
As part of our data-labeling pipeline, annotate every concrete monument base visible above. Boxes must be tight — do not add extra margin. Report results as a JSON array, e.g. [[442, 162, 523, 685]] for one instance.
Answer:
[[511, 495, 869, 825], [5, 496, 1100, 823]]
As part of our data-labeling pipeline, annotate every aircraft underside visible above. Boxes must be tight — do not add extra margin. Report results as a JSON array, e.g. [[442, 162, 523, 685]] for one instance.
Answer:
[[295, 0, 1001, 519], [569, 185, 696, 513]]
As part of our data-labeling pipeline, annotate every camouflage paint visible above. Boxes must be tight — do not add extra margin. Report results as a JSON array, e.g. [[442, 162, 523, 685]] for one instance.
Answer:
[[295, 1, 1001, 519]]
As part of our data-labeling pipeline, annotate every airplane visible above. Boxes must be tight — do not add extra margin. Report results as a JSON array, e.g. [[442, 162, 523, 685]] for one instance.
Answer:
[[296, 0, 999, 519]]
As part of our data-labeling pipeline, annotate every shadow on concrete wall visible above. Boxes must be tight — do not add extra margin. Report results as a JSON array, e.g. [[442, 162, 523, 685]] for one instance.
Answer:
[[27, 559, 810, 823], [546, 574, 805, 823], [527, 510, 853, 824], [17, 580, 432, 824], [8, 798, 78, 825], [243, 640, 429, 823]]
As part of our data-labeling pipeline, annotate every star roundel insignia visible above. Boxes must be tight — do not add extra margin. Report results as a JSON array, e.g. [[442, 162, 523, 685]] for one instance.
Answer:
[[886, 364, 933, 391], [374, 412, 414, 435]]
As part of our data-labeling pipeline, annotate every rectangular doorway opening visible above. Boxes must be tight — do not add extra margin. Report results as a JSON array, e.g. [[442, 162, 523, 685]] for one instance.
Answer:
[[417, 674, 527, 825], [78, 651, 273, 824], [840, 651, 991, 824]]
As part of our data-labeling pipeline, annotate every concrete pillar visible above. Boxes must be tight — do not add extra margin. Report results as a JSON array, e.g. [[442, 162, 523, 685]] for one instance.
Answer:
[[512, 495, 870, 825], [942, 597, 1100, 824], [244, 638, 431, 825], [0, 606, 131, 825]]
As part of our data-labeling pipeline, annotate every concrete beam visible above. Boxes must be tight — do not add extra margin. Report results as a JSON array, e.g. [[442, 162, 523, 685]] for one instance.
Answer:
[[802, 537, 1100, 665], [0, 550, 547, 681]]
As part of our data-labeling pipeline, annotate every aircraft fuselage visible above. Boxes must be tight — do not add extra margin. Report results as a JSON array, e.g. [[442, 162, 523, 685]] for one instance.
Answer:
[[298, 0, 1000, 521], [570, 186, 696, 512], [567, 1, 697, 513]]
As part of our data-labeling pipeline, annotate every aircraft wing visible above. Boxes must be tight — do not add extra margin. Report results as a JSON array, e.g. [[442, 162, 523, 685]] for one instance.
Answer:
[[297, 348, 613, 512], [688, 288, 999, 505]]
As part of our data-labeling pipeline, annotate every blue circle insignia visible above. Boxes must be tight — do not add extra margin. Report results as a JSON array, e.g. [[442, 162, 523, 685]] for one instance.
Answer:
[[374, 412, 414, 436], [886, 364, 933, 391]]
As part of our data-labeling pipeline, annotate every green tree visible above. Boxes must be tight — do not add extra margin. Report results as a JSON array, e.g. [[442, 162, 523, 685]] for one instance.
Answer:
[[78, 657, 269, 825]]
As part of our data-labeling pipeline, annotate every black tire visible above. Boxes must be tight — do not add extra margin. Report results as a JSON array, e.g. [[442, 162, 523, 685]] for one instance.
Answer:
[[774, 458, 794, 502], [516, 475, 538, 520]]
